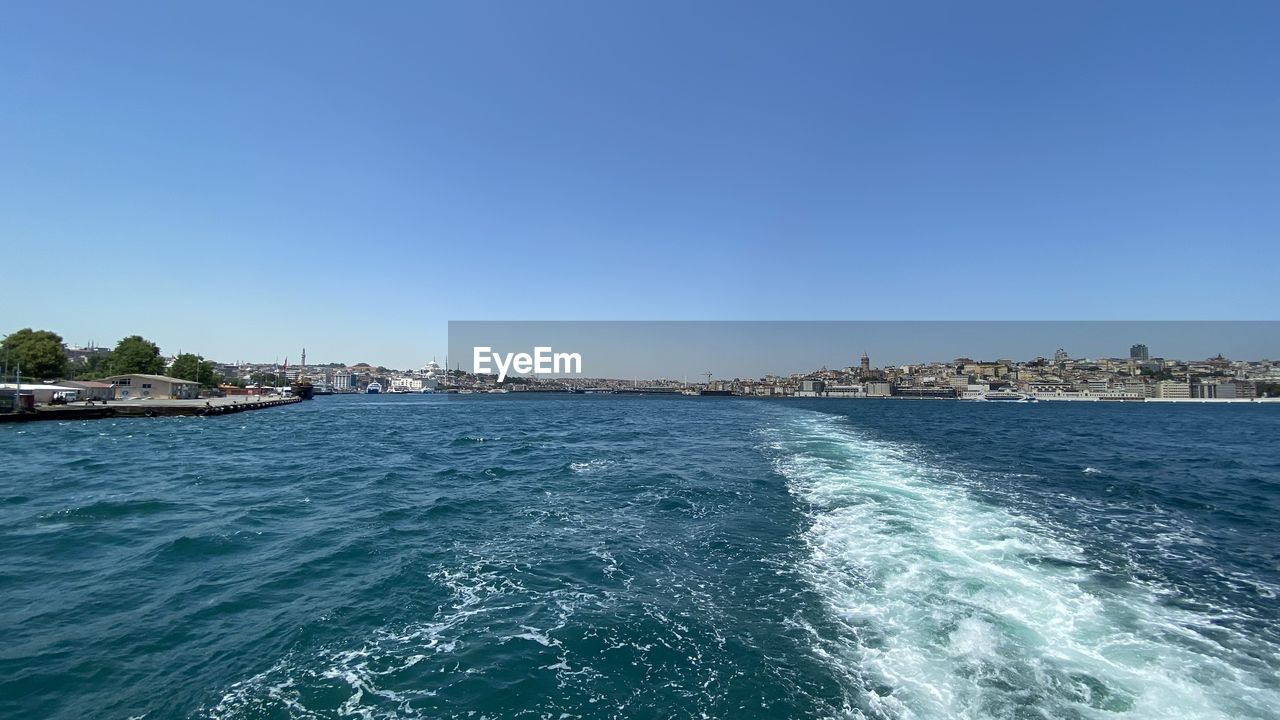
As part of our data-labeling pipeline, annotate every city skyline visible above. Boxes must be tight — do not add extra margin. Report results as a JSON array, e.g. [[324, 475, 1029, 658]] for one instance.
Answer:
[[445, 321, 1280, 379], [9, 321, 1279, 378]]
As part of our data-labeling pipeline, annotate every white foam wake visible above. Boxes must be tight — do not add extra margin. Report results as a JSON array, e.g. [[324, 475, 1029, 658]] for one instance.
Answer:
[[766, 412, 1279, 720]]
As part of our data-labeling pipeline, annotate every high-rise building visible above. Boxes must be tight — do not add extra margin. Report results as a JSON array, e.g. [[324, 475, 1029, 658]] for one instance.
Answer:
[[1130, 344, 1149, 361]]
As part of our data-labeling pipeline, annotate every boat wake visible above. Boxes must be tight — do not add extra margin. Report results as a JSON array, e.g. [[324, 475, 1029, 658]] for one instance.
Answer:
[[764, 411, 1280, 720]]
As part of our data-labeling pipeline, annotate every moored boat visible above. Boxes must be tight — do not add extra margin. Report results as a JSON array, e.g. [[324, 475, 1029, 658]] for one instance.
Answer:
[[290, 378, 315, 400], [974, 390, 1037, 403]]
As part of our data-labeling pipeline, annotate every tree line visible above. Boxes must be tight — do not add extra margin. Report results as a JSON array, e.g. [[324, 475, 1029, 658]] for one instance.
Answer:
[[1, 329, 223, 388]]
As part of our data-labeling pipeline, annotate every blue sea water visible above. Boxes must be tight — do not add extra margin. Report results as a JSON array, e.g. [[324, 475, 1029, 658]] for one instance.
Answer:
[[1, 395, 1278, 719]]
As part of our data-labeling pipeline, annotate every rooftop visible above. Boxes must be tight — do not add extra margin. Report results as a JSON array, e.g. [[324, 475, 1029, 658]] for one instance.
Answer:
[[101, 374, 202, 385]]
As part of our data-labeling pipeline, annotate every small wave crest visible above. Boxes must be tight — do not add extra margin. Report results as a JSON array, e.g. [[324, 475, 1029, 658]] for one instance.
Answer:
[[569, 459, 615, 474]]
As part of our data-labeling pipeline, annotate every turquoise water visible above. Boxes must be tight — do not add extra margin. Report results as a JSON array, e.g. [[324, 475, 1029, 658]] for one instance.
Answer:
[[1, 395, 1278, 718]]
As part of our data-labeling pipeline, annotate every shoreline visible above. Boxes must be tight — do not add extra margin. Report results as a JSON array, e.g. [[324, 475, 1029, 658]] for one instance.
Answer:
[[0, 396, 303, 424]]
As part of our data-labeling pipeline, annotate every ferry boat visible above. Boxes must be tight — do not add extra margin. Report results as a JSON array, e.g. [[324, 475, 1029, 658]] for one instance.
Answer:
[[974, 390, 1037, 403], [289, 378, 315, 400], [366, 381, 382, 394]]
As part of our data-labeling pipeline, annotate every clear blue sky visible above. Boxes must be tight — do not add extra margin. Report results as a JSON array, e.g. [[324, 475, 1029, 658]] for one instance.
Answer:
[[2, 1, 1277, 368]]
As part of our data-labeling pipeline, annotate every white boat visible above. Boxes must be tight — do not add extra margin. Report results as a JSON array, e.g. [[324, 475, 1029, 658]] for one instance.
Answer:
[[974, 390, 1037, 403], [366, 381, 382, 394]]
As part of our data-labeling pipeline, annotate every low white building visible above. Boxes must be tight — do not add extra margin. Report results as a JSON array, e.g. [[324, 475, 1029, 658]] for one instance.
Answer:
[[1152, 380, 1191, 399], [391, 376, 424, 391], [0, 383, 82, 404], [102, 374, 202, 400]]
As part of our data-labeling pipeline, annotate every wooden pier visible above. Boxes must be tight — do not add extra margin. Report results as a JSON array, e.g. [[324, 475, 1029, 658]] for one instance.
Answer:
[[0, 396, 303, 424]]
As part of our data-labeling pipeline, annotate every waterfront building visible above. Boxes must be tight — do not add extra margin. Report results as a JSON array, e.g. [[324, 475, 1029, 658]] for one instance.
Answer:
[[0, 383, 83, 404], [1233, 380, 1258, 399], [101, 374, 201, 400], [59, 380, 114, 402], [798, 380, 826, 395], [1192, 382, 1230, 399], [896, 386, 957, 399], [1130, 344, 1150, 361], [391, 376, 425, 391], [1122, 378, 1150, 397], [333, 371, 355, 390], [865, 381, 893, 397], [1190, 380, 1256, 399], [1152, 380, 1191, 399]]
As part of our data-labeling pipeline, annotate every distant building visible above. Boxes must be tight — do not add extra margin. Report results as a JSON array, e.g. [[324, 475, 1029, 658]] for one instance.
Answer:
[[859, 352, 871, 375], [64, 344, 110, 365], [59, 380, 114, 402], [865, 381, 892, 397], [799, 379, 825, 394], [1191, 380, 1255, 399], [1130, 344, 1149, 361], [1233, 380, 1257, 399], [1122, 378, 1150, 397], [333, 371, 355, 390], [102, 374, 201, 399], [392, 376, 425, 391], [895, 386, 956, 399], [1192, 381, 1228, 399], [1151, 380, 1191, 399]]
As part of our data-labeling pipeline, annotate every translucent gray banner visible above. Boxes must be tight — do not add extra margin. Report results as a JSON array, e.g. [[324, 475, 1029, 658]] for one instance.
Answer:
[[444, 321, 1280, 400]]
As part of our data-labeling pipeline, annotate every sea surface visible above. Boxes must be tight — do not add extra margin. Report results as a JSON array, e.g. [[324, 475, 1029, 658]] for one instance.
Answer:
[[1, 395, 1278, 719]]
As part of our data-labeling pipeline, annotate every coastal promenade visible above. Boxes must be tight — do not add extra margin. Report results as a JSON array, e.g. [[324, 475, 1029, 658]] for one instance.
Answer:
[[0, 395, 302, 424]]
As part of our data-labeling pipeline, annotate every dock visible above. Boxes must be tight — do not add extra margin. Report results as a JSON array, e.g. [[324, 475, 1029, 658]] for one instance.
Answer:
[[0, 395, 303, 424]]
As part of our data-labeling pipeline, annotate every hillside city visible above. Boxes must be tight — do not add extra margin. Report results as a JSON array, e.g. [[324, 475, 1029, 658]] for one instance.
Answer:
[[5, 329, 1277, 402]]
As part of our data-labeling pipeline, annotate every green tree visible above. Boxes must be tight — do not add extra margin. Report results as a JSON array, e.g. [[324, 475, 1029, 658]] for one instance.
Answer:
[[105, 335, 165, 376], [0, 328, 68, 380], [169, 353, 221, 388], [73, 352, 112, 380]]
